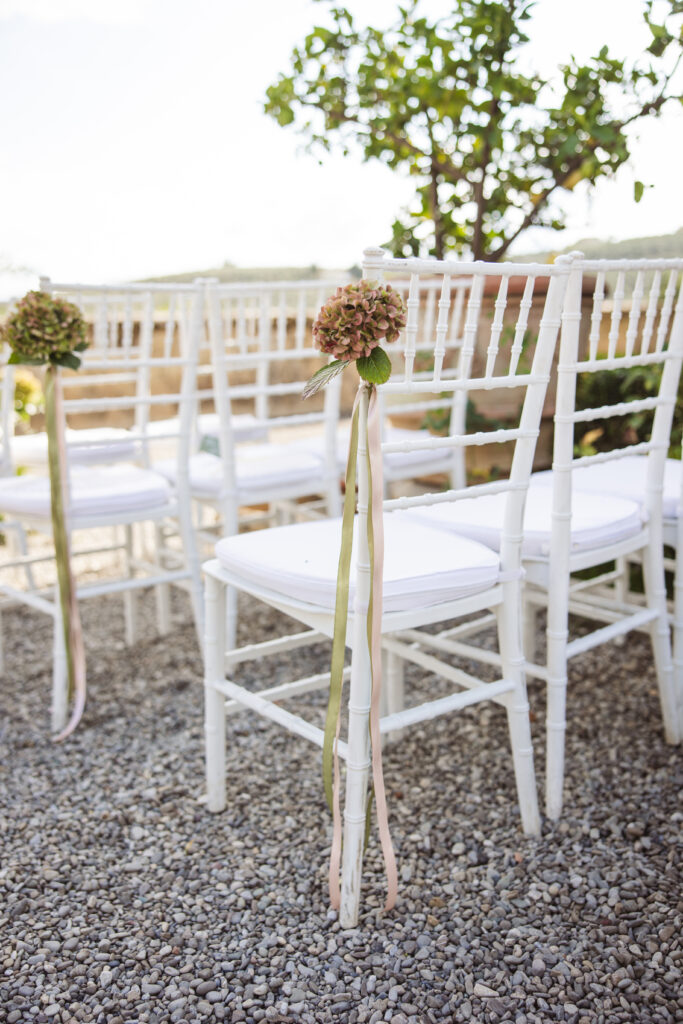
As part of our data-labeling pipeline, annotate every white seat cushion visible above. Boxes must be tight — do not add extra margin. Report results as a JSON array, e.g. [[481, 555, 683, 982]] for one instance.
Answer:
[[146, 412, 265, 443], [12, 427, 138, 466], [215, 514, 500, 613], [197, 413, 268, 443], [532, 456, 681, 520], [399, 481, 645, 558], [155, 445, 326, 499], [0, 464, 172, 519]]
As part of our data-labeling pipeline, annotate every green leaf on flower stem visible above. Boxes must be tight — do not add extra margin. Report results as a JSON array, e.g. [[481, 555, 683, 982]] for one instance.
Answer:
[[51, 351, 81, 370], [356, 347, 391, 385], [7, 352, 46, 365], [302, 358, 347, 400]]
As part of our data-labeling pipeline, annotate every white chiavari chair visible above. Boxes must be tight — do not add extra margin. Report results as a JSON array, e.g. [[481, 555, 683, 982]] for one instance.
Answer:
[[201, 248, 572, 926], [404, 256, 683, 819], [154, 279, 344, 549], [529, 258, 683, 744], [0, 280, 204, 733]]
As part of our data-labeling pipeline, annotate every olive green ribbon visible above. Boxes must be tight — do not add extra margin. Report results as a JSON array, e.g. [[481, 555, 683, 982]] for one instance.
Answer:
[[45, 365, 86, 741], [325, 384, 397, 912]]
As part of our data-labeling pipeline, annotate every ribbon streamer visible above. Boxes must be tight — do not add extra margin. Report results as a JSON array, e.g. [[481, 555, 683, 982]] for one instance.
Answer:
[[324, 383, 397, 912], [365, 388, 398, 911], [46, 365, 87, 741], [325, 392, 360, 909]]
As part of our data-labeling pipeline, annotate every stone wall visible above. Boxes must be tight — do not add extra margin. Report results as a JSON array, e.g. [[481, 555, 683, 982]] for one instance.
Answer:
[[21, 281, 613, 478]]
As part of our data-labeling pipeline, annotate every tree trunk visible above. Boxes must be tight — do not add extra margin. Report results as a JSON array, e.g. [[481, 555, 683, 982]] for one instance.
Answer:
[[430, 170, 445, 260]]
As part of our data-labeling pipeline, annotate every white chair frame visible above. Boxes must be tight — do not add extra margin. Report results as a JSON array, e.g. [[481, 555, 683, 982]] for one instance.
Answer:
[[202, 248, 573, 926], [530, 258, 683, 817], [394, 257, 683, 819]]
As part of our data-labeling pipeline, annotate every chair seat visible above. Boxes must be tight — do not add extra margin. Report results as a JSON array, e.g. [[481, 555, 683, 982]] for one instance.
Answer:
[[0, 464, 172, 519], [398, 481, 645, 558], [155, 445, 325, 499], [144, 412, 265, 442], [12, 427, 138, 466], [215, 515, 500, 613], [532, 456, 681, 520]]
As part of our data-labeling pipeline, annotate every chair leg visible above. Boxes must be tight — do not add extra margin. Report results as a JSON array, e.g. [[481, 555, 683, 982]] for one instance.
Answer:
[[273, 502, 292, 526], [123, 525, 137, 646], [225, 587, 238, 660], [614, 554, 628, 604], [496, 598, 540, 836], [673, 540, 683, 737], [14, 522, 38, 592], [383, 648, 405, 746], [522, 589, 537, 663], [177, 500, 205, 645], [642, 537, 680, 745], [153, 523, 171, 636], [326, 477, 342, 519], [204, 573, 227, 812], [613, 555, 628, 646], [545, 583, 570, 821], [51, 601, 68, 735]]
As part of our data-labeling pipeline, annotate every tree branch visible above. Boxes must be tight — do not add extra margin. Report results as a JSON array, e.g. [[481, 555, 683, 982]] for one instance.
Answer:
[[490, 65, 681, 262]]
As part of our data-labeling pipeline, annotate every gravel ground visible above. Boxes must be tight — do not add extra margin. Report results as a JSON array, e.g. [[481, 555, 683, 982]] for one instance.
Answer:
[[1, 588, 681, 1024]]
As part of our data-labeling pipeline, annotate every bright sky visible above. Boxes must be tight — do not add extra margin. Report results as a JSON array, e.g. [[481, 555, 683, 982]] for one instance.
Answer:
[[1, 0, 681, 298]]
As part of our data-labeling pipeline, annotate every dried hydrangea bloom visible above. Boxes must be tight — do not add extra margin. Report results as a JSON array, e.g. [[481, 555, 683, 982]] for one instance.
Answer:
[[313, 280, 407, 362], [1, 291, 88, 366]]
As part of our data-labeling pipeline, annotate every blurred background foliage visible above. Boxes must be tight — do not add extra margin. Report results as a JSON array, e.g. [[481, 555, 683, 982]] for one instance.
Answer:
[[265, 0, 683, 261]]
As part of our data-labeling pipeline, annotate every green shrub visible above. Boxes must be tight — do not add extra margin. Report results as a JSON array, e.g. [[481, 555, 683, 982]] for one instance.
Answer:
[[574, 363, 682, 458]]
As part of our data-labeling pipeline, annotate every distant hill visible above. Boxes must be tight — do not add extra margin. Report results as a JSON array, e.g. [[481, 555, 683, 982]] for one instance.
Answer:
[[141, 229, 682, 286], [142, 264, 350, 285], [511, 226, 683, 263]]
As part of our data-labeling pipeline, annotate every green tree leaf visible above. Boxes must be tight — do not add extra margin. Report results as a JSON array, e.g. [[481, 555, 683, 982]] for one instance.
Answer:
[[634, 179, 645, 202], [356, 347, 392, 385]]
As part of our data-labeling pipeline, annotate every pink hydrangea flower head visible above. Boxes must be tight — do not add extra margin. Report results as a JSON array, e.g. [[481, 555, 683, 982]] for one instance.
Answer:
[[312, 280, 407, 363], [1, 291, 88, 365]]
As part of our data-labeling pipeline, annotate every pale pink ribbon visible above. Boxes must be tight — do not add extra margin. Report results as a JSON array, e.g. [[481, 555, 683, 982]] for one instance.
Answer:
[[328, 391, 361, 910], [366, 387, 398, 911], [49, 366, 87, 742], [328, 385, 397, 912]]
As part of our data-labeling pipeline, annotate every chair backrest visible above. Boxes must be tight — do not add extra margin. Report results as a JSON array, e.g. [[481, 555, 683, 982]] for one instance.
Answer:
[[206, 280, 343, 513], [372, 275, 472, 489], [554, 256, 683, 530], [361, 246, 573, 574], [389, 275, 471, 358], [205, 278, 346, 419], [34, 279, 205, 476]]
